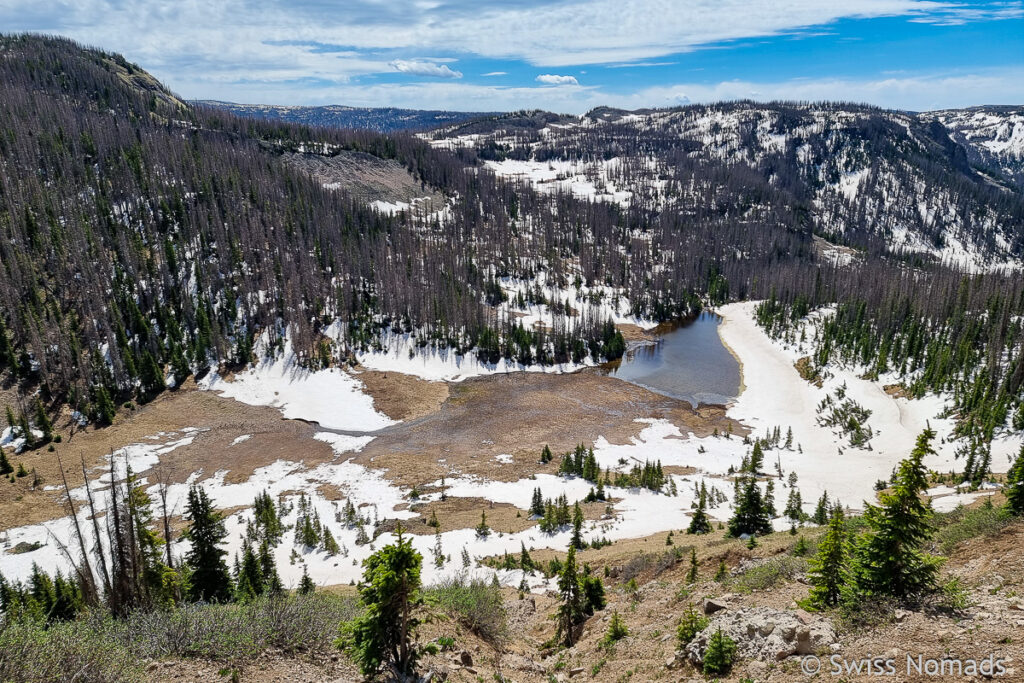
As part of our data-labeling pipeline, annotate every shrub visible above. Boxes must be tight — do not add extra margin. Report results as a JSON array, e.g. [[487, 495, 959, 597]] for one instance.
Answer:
[[730, 556, 807, 593], [0, 614, 140, 683], [935, 504, 1013, 554], [426, 574, 507, 643]]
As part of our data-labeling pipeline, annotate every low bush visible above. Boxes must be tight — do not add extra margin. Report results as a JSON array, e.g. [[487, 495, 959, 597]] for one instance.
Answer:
[[934, 504, 1014, 554], [426, 574, 507, 644], [729, 555, 807, 593]]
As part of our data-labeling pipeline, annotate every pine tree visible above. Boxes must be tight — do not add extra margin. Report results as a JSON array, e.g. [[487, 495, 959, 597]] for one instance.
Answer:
[[702, 628, 737, 676], [807, 506, 849, 608], [765, 479, 777, 518], [687, 488, 712, 535], [812, 490, 830, 525], [854, 430, 942, 599], [1006, 445, 1024, 516], [687, 547, 698, 584], [0, 450, 12, 475], [570, 502, 584, 550], [727, 477, 772, 538], [750, 441, 764, 473], [475, 510, 490, 537], [338, 527, 423, 677], [556, 545, 584, 646], [784, 480, 804, 526], [540, 444, 552, 463], [530, 487, 544, 517], [33, 400, 52, 443], [298, 566, 315, 595], [520, 544, 536, 573], [183, 485, 232, 603], [235, 543, 264, 601]]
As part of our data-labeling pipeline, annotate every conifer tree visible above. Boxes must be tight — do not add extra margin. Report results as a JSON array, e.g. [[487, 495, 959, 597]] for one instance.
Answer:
[[687, 547, 698, 583], [33, 400, 52, 443], [750, 441, 764, 473], [338, 526, 423, 677], [854, 430, 942, 599], [570, 502, 584, 550], [298, 566, 315, 595], [1005, 445, 1024, 516], [812, 490, 830, 525], [687, 489, 712, 535], [556, 545, 584, 646], [0, 450, 12, 476], [807, 506, 850, 608], [183, 485, 232, 603], [727, 477, 772, 538], [530, 487, 544, 517], [703, 628, 737, 676], [475, 510, 490, 537]]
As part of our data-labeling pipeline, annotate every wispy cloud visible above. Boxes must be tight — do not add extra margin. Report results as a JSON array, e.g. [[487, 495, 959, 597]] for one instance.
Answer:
[[536, 74, 579, 85], [482, 71, 507, 76], [389, 60, 463, 78], [607, 61, 678, 68]]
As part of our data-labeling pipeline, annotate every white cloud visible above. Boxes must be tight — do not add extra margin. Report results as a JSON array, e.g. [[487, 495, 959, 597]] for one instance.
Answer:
[[2, 0, 1021, 111], [536, 74, 579, 85], [389, 60, 463, 78], [482, 71, 507, 76]]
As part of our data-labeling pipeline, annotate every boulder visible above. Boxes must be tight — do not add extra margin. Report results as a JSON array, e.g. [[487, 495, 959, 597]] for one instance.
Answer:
[[686, 607, 836, 664], [703, 597, 729, 615]]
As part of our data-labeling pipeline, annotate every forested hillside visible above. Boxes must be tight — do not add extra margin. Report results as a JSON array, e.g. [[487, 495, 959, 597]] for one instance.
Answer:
[[197, 100, 497, 133], [1, 34, 1023, 467]]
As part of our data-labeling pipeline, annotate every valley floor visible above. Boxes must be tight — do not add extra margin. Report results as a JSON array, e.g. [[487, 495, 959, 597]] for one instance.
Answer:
[[2, 302, 1019, 588]]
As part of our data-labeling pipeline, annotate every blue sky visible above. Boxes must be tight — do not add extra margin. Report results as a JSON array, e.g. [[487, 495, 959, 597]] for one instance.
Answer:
[[4, 0, 1023, 112]]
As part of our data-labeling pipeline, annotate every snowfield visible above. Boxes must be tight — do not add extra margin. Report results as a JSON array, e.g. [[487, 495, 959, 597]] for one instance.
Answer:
[[3, 302, 1018, 590]]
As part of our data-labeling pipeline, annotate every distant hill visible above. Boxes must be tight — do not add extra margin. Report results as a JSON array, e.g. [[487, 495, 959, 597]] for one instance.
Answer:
[[195, 101, 499, 132]]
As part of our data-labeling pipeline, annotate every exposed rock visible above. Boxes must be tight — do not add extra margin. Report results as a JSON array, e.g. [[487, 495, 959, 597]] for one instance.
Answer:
[[501, 654, 545, 674], [569, 667, 585, 677], [459, 651, 473, 667], [686, 607, 836, 664], [703, 598, 729, 615]]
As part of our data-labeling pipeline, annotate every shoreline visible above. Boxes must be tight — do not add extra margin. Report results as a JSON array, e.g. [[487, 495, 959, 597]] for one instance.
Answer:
[[713, 306, 747, 399]]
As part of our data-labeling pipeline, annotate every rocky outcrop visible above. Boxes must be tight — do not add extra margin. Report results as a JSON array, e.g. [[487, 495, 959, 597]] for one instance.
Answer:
[[685, 607, 836, 664]]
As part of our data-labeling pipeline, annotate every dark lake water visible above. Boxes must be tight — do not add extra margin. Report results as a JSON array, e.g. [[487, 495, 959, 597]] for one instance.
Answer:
[[604, 312, 741, 407]]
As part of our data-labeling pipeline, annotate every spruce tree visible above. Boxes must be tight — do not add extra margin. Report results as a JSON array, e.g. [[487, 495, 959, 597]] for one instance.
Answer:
[[570, 502, 584, 550], [727, 477, 772, 538], [687, 547, 698, 584], [807, 506, 849, 608], [812, 490, 830, 525], [687, 489, 712, 535], [702, 628, 737, 676], [556, 545, 584, 646], [475, 510, 490, 537], [1006, 445, 1024, 516], [338, 527, 423, 677], [854, 430, 942, 599], [298, 566, 315, 595], [0, 450, 12, 476], [183, 485, 232, 603]]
